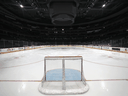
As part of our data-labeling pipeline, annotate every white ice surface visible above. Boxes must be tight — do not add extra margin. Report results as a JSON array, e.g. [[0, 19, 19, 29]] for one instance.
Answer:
[[0, 47, 128, 96]]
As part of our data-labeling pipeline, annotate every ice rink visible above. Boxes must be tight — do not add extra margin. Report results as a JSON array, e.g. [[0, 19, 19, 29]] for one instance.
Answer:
[[0, 47, 128, 96]]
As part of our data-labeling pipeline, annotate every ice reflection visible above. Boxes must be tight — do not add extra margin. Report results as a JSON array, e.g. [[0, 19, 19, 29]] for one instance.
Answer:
[[18, 82, 26, 93], [101, 81, 109, 91], [22, 82, 26, 89]]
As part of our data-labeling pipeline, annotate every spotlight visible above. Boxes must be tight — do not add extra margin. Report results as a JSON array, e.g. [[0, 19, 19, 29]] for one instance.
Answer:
[[20, 4, 24, 8], [102, 4, 106, 8]]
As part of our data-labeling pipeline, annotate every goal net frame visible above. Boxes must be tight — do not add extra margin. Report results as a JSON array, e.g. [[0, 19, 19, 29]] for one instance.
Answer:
[[39, 56, 89, 95]]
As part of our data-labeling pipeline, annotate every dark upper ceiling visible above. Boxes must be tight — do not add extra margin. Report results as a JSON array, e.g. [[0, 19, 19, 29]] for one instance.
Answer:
[[0, 0, 128, 45]]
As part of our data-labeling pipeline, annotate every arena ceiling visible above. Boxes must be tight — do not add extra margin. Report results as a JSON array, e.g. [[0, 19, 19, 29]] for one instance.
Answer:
[[0, 0, 128, 44]]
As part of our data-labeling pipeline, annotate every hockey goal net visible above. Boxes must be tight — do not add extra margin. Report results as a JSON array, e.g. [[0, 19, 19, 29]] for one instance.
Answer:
[[38, 56, 89, 95]]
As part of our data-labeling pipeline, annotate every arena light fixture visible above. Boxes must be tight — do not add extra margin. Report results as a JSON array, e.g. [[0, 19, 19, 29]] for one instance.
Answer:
[[102, 4, 106, 8], [20, 4, 24, 8]]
